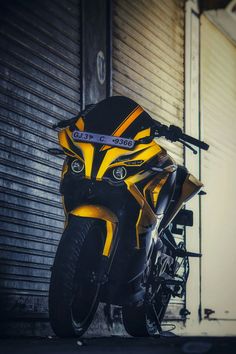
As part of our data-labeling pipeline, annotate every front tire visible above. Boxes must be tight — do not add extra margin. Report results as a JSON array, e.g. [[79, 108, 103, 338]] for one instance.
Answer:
[[49, 216, 105, 337]]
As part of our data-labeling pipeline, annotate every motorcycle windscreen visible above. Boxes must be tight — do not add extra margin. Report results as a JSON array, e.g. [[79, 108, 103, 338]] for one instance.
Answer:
[[75, 96, 154, 140]]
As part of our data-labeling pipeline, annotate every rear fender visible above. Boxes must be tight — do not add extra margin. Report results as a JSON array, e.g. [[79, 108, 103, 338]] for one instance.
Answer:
[[69, 205, 118, 257]]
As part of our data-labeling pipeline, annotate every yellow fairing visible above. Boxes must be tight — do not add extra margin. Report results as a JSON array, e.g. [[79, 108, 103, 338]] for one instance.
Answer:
[[58, 129, 76, 157], [59, 124, 168, 249], [59, 128, 94, 178], [160, 173, 203, 231], [75, 117, 85, 131], [61, 159, 69, 178], [77, 142, 94, 178], [97, 141, 161, 180], [59, 124, 161, 181], [133, 128, 151, 141], [100, 105, 144, 151], [143, 174, 169, 209], [125, 174, 158, 249], [69, 205, 118, 257]]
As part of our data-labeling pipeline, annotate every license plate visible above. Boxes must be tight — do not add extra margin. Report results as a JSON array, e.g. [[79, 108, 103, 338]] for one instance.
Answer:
[[72, 130, 135, 149]]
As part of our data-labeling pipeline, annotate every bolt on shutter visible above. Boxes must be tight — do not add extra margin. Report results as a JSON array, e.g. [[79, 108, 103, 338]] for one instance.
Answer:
[[0, 0, 80, 320], [113, 0, 185, 320]]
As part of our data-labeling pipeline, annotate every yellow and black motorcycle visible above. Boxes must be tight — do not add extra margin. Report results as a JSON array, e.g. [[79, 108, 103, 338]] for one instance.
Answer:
[[48, 96, 209, 337]]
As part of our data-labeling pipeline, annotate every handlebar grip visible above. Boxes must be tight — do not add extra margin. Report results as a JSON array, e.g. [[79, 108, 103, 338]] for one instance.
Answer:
[[181, 133, 209, 151]]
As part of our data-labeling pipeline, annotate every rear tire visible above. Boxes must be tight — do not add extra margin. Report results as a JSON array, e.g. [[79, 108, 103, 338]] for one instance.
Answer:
[[122, 243, 173, 337], [122, 286, 171, 337], [49, 216, 105, 337]]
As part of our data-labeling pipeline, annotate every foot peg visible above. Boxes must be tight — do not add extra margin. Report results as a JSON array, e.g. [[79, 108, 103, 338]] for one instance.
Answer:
[[174, 248, 201, 258], [162, 229, 201, 258]]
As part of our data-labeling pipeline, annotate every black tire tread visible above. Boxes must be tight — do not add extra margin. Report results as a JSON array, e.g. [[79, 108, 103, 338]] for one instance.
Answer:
[[49, 216, 101, 337], [122, 243, 174, 337]]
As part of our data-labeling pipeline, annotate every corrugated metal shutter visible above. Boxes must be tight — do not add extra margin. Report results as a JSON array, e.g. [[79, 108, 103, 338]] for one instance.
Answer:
[[201, 16, 236, 320], [0, 0, 80, 319], [112, 0, 184, 164], [113, 0, 185, 319]]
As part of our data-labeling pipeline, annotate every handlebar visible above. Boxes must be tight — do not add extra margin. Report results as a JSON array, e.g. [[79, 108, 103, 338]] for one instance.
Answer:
[[153, 123, 209, 151], [181, 132, 209, 151], [52, 109, 209, 153]]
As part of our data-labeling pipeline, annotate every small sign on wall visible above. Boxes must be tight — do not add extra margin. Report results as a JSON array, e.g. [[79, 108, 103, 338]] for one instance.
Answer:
[[97, 50, 106, 85], [81, 0, 111, 107]]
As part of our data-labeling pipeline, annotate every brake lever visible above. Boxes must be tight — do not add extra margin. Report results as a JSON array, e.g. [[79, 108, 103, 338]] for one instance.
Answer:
[[178, 139, 198, 154]]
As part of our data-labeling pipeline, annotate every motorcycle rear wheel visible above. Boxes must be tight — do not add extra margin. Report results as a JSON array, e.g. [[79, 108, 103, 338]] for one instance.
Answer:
[[49, 216, 105, 337], [122, 243, 173, 337], [122, 286, 171, 337]]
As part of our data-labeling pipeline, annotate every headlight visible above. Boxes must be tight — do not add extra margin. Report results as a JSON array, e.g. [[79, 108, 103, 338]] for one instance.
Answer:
[[112, 166, 127, 180], [71, 159, 84, 174]]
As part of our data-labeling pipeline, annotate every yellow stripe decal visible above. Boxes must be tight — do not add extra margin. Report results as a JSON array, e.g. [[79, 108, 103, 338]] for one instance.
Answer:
[[133, 128, 151, 141], [79, 142, 94, 178], [97, 142, 161, 180], [135, 210, 142, 249], [103, 221, 114, 257], [75, 117, 85, 131], [100, 105, 144, 151], [125, 181, 157, 249], [143, 173, 168, 204], [112, 105, 144, 137], [152, 175, 169, 208], [125, 170, 153, 186], [97, 145, 148, 180], [59, 129, 85, 162], [65, 129, 94, 178], [58, 130, 76, 156]]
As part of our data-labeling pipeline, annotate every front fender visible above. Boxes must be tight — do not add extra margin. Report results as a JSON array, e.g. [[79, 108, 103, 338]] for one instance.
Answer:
[[69, 205, 118, 257]]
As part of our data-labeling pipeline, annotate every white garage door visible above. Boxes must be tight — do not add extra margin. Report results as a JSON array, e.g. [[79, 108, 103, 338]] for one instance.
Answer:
[[201, 15, 236, 321]]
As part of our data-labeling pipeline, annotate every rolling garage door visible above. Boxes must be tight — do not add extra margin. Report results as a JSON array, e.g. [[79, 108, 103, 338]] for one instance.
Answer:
[[113, 0, 185, 319], [201, 16, 236, 323], [0, 0, 81, 322]]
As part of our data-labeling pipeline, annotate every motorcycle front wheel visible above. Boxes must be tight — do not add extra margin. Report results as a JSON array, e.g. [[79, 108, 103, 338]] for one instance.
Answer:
[[49, 216, 105, 337]]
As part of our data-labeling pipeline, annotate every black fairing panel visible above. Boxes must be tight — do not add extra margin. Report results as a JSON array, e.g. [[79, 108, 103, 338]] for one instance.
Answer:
[[159, 165, 188, 230], [61, 173, 138, 219], [100, 230, 152, 305], [154, 171, 176, 215]]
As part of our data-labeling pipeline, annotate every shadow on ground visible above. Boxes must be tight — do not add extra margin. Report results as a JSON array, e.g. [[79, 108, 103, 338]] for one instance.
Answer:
[[1, 336, 236, 354]]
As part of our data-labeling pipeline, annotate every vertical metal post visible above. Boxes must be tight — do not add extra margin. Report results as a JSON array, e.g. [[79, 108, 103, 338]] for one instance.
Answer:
[[81, 0, 112, 109], [184, 0, 201, 332]]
